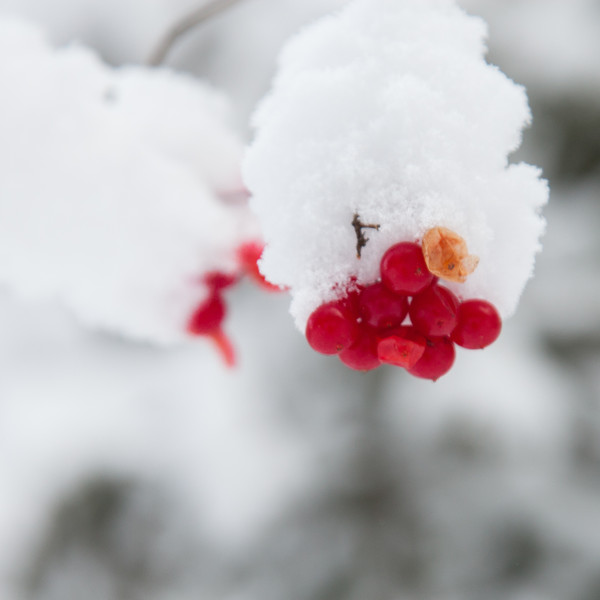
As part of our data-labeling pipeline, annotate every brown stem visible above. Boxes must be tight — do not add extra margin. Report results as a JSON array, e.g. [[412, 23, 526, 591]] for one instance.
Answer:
[[352, 213, 380, 259], [147, 0, 245, 66]]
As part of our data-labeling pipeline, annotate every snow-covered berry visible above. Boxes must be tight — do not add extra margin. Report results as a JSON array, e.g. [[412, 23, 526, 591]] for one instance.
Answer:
[[237, 241, 282, 292], [302, 235, 505, 378]]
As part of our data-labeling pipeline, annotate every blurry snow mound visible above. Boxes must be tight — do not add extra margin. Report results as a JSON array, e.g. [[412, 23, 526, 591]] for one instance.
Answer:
[[0, 17, 258, 344], [0, 0, 195, 64], [244, 0, 548, 330], [382, 332, 571, 461]]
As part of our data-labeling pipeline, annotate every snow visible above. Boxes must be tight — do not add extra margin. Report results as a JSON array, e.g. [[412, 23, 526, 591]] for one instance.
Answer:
[[0, 0, 350, 134], [382, 324, 572, 462], [159, 0, 350, 134], [520, 178, 600, 339], [0, 0, 197, 64], [0, 17, 258, 344], [0, 287, 318, 599], [243, 0, 548, 330]]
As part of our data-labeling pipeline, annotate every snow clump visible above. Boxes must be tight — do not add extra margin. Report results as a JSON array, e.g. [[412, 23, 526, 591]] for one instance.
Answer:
[[0, 17, 258, 344], [244, 0, 548, 330]]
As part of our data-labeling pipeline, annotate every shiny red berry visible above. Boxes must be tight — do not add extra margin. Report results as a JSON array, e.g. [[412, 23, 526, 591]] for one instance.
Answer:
[[338, 329, 381, 371], [407, 336, 456, 381], [306, 300, 359, 355], [377, 326, 426, 369], [380, 242, 435, 295], [452, 299, 502, 349], [409, 284, 459, 337], [187, 293, 226, 335], [358, 282, 409, 330]]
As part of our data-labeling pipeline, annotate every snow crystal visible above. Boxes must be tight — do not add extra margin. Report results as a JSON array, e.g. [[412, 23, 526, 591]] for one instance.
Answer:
[[243, 0, 548, 329], [0, 17, 259, 344]]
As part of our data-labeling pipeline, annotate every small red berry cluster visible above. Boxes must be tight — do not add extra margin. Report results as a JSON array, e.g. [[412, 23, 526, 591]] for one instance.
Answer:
[[186, 241, 280, 366], [305, 241, 502, 380]]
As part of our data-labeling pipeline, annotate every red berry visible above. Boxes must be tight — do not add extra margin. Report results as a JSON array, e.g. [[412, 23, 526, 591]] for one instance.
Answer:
[[452, 299, 502, 349], [187, 293, 226, 335], [409, 284, 459, 337], [380, 242, 435, 295], [338, 328, 381, 371], [377, 326, 426, 369], [407, 336, 456, 381], [306, 300, 359, 355], [237, 241, 281, 292], [203, 271, 239, 291], [358, 282, 409, 330], [187, 293, 236, 367], [340, 284, 363, 313]]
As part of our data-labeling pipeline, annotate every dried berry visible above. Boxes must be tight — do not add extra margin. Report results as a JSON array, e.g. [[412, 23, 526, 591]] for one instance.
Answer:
[[377, 326, 426, 369], [421, 227, 478, 283]]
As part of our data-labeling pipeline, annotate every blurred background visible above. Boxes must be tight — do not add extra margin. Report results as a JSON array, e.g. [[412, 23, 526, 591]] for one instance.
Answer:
[[0, 1, 599, 599]]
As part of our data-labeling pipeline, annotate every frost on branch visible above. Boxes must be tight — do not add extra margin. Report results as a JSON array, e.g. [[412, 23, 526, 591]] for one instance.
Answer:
[[243, 0, 549, 332], [0, 17, 261, 347]]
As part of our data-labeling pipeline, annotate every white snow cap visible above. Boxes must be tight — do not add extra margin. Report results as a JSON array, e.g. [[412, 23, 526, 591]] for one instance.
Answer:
[[0, 17, 258, 344], [244, 0, 548, 329]]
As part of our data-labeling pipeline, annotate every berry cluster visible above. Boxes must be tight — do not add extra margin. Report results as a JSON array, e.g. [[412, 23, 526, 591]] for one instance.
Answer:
[[305, 241, 502, 380], [186, 241, 280, 366]]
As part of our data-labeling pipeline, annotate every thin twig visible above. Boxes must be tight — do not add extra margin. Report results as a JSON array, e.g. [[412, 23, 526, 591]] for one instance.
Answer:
[[352, 213, 380, 259], [148, 0, 244, 66]]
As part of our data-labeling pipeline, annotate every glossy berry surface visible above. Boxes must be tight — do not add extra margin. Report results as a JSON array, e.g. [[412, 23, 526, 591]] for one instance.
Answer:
[[380, 242, 435, 295], [304, 231, 503, 379], [358, 282, 409, 330], [407, 336, 456, 381], [377, 326, 426, 369], [338, 329, 381, 371], [187, 293, 226, 335], [452, 299, 502, 349], [409, 284, 459, 337], [306, 300, 359, 355]]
